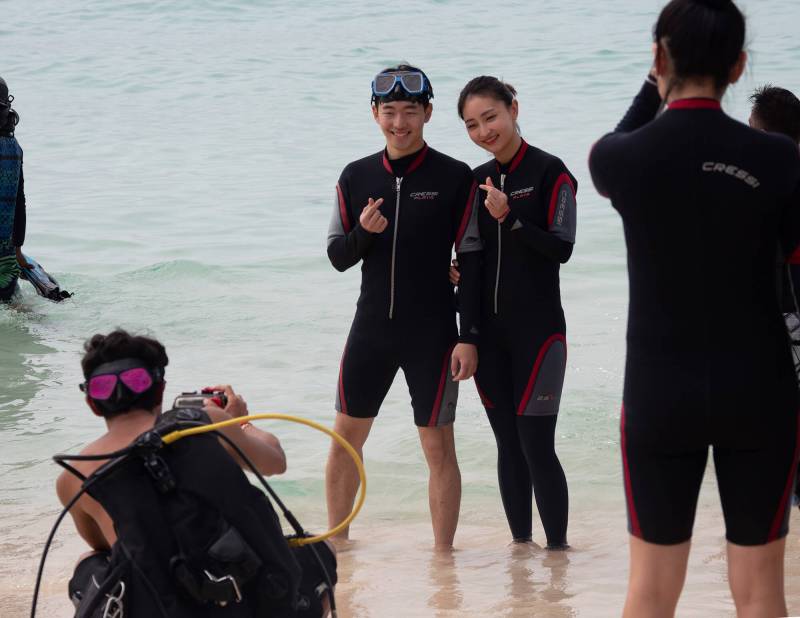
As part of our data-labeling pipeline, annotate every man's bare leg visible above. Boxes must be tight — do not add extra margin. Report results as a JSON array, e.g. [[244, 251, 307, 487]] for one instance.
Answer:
[[325, 413, 373, 540], [727, 538, 787, 618], [418, 424, 461, 548]]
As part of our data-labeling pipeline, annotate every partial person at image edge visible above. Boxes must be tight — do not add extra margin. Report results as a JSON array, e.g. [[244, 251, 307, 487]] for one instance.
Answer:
[[589, 0, 800, 616], [0, 76, 30, 302]]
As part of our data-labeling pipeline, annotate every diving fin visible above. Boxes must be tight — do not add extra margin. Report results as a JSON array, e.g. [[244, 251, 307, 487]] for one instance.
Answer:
[[18, 254, 72, 302]]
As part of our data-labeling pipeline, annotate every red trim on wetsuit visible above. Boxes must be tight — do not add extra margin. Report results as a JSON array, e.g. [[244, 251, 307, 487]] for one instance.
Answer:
[[336, 183, 352, 234], [547, 173, 577, 227], [382, 144, 430, 176], [668, 98, 722, 111], [338, 343, 349, 415], [474, 378, 495, 409], [788, 246, 800, 265], [429, 343, 456, 427], [495, 140, 530, 175], [767, 412, 800, 541], [620, 403, 643, 538], [517, 334, 566, 416], [509, 140, 529, 173], [455, 181, 478, 248]]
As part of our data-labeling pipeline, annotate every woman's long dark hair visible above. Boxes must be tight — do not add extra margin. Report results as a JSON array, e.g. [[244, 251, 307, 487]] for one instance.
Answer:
[[654, 0, 746, 92]]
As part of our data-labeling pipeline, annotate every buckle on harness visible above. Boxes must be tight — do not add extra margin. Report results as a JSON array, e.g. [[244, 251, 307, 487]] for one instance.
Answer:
[[142, 452, 175, 493], [102, 580, 125, 618], [203, 570, 242, 607]]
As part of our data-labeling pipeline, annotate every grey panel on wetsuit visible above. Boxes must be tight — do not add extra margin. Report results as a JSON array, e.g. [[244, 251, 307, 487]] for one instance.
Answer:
[[522, 339, 567, 416], [334, 380, 343, 413], [549, 183, 577, 244], [784, 312, 800, 382], [327, 191, 346, 247], [435, 371, 459, 426], [456, 189, 483, 254]]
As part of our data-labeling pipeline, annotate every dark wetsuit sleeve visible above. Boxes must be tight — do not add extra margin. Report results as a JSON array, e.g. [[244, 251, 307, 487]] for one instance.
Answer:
[[454, 178, 482, 344], [590, 78, 662, 198], [502, 165, 577, 264], [12, 163, 25, 246], [615, 78, 662, 132], [326, 175, 375, 272]]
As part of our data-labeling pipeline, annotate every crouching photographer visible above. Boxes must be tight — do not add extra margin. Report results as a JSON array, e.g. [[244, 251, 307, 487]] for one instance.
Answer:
[[54, 329, 337, 618]]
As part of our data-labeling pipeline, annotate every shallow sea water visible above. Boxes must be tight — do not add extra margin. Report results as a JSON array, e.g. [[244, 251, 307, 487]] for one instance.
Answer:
[[1, 0, 800, 616]]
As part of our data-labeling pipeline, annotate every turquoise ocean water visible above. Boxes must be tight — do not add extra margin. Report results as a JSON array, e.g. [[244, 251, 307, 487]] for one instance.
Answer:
[[2, 1, 800, 615]]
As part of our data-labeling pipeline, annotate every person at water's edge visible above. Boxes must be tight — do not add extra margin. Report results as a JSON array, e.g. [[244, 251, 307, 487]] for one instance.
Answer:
[[325, 64, 482, 548], [0, 76, 31, 302]]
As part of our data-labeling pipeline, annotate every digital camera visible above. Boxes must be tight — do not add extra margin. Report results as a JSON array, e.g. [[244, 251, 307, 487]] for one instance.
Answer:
[[173, 390, 228, 409]]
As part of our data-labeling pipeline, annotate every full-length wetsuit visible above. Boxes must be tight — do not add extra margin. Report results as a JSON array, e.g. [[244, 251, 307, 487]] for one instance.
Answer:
[[590, 79, 800, 545], [327, 144, 481, 427], [0, 134, 24, 302], [472, 140, 577, 545]]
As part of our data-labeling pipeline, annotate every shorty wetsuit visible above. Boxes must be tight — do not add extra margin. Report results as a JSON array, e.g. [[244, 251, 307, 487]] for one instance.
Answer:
[[472, 140, 577, 545], [327, 144, 481, 427], [590, 79, 800, 546], [0, 134, 24, 302]]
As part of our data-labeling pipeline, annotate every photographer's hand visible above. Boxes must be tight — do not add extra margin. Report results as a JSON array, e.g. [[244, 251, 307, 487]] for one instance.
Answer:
[[204, 384, 248, 418], [203, 384, 286, 476]]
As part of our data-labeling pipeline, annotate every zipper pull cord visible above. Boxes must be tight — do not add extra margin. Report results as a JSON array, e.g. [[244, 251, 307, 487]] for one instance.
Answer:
[[389, 176, 403, 319], [494, 173, 506, 315]]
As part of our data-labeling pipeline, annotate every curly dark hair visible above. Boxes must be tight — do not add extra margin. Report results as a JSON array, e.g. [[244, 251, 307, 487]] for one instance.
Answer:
[[81, 329, 168, 415]]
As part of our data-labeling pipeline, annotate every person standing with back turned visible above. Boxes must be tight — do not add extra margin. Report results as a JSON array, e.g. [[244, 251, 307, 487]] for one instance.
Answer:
[[589, 1, 800, 616], [325, 65, 482, 548]]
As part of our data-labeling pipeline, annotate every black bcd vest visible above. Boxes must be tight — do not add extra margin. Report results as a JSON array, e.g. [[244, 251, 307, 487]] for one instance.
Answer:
[[74, 408, 302, 618]]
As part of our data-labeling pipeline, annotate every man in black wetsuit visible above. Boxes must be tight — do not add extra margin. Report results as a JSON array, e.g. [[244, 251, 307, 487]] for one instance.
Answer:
[[325, 65, 482, 548]]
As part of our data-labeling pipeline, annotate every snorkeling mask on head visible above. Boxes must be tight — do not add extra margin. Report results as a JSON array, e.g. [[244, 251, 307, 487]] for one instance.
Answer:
[[80, 357, 164, 416], [371, 70, 433, 106]]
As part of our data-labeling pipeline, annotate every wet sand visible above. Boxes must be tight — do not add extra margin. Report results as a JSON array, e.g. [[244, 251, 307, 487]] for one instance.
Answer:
[[7, 502, 800, 617]]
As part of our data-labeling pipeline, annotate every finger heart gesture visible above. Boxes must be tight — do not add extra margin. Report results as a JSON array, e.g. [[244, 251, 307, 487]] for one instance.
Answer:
[[479, 177, 510, 223], [360, 197, 388, 233]]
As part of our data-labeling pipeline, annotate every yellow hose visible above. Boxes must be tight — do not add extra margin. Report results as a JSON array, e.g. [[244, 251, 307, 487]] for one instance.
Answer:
[[162, 413, 365, 547]]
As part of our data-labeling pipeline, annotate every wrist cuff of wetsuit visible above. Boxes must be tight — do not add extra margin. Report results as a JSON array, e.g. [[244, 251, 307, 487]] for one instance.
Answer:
[[500, 212, 519, 231], [353, 223, 377, 246], [353, 223, 372, 237], [457, 333, 480, 345], [645, 73, 658, 87]]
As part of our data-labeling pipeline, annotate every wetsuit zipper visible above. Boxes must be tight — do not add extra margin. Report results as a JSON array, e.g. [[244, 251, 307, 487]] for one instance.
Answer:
[[389, 176, 402, 319], [494, 173, 507, 315]]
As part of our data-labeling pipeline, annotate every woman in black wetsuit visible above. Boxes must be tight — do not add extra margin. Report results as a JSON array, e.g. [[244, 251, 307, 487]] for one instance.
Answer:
[[589, 1, 800, 615], [455, 77, 577, 549]]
